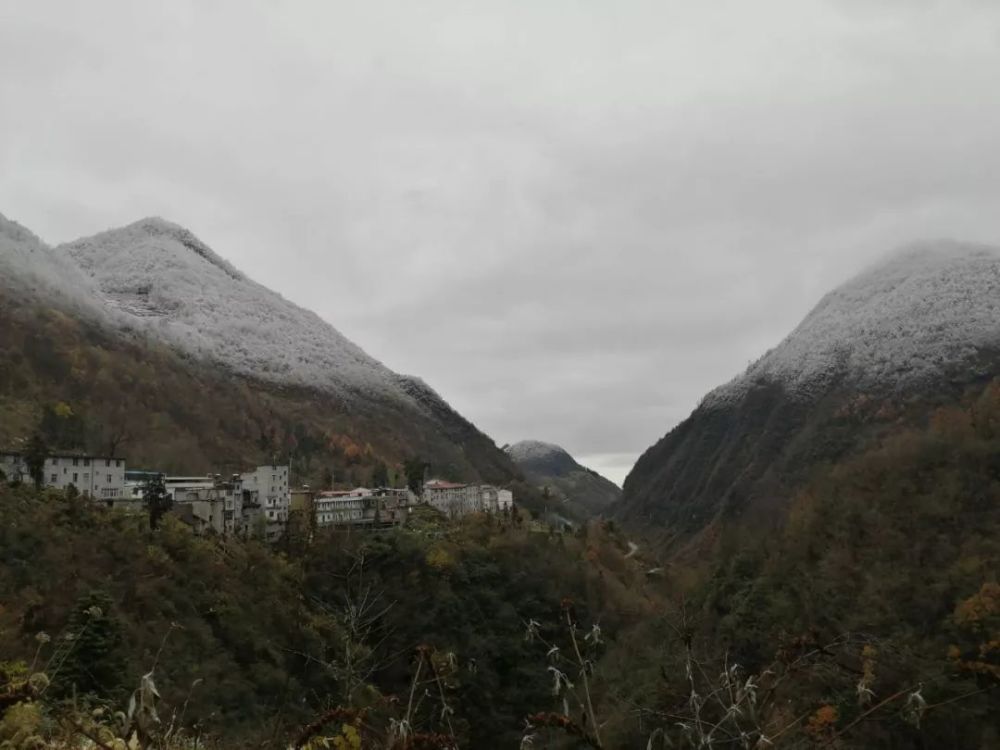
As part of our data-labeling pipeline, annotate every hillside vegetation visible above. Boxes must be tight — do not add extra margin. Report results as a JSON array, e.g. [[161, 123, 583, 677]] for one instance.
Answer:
[[0, 485, 655, 748], [0, 297, 538, 502], [0, 211, 541, 509], [604, 379, 1000, 748], [620, 241, 1000, 539], [507, 440, 621, 520], [2, 374, 998, 749], [2, 227, 998, 747]]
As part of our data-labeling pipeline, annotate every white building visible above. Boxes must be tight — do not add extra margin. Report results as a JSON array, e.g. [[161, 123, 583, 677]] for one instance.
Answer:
[[163, 475, 215, 500], [314, 487, 370, 526], [173, 477, 246, 537], [423, 480, 514, 518], [241, 464, 290, 541], [1, 451, 126, 501], [371, 487, 411, 526], [312, 487, 412, 529], [424, 481, 480, 517], [122, 466, 284, 541]]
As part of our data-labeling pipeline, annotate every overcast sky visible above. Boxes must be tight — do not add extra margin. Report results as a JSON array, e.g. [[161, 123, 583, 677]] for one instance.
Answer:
[[3, 1, 1000, 484]]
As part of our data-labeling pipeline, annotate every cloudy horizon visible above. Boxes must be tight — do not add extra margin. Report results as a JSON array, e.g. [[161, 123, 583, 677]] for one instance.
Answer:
[[3, 1, 1000, 485]]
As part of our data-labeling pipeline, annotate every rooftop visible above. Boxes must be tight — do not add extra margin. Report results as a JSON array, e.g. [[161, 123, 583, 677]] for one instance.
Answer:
[[424, 480, 469, 490], [1, 449, 124, 461]]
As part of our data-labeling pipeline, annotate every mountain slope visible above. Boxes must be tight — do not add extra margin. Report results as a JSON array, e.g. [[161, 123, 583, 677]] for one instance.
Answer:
[[0, 213, 106, 318], [0, 213, 532, 498], [60, 218, 405, 403], [619, 241, 1000, 537], [506, 439, 621, 518]]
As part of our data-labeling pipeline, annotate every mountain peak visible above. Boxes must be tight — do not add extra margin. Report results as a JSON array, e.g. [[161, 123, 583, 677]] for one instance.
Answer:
[[68, 217, 246, 281], [506, 439, 569, 463], [705, 239, 1000, 407], [622, 238, 1000, 537], [0, 211, 43, 245], [507, 440, 621, 517], [506, 440, 581, 477], [48, 216, 414, 403]]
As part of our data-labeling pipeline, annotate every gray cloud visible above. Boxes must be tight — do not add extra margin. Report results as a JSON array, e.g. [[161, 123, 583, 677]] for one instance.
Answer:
[[3, 0, 1000, 484]]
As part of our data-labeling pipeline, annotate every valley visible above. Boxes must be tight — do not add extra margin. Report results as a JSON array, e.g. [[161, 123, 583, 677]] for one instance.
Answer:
[[1, 214, 998, 748]]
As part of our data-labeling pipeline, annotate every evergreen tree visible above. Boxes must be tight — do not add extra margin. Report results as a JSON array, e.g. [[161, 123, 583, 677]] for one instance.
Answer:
[[39, 402, 85, 450], [54, 591, 125, 699], [142, 473, 172, 530], [283, 509, 312, 555], [403, 458, 429, 495], [371, 460, 389, 488], [24, 434, 48, 489]]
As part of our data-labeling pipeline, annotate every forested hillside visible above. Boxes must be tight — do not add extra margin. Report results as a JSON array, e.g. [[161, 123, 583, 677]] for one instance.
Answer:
[[0, 300, 535, 495], [2, 225, 997, 747], [0, 212, 536, 502], [604, 378, 1000, 747], [0, 485, 656, 748], [506, 440, 621, 519], [620, 242, 1000, 540], [3, 399, 998, 750]]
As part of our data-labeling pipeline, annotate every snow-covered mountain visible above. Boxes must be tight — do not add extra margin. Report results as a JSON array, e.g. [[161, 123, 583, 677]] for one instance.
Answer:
[[1, 213, 439, 406], [706, 241, 1000, 407], [506, 440, 579, 473], [0, 212, 528, 493], [58, 217, 414, 404], [0, 213, 105, 318], [620, 240, 1000, 537], [506, 439, 620, 518]]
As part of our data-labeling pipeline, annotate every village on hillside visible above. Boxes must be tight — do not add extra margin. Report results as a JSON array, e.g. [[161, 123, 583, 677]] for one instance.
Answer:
[[0, 449, 515, 542]]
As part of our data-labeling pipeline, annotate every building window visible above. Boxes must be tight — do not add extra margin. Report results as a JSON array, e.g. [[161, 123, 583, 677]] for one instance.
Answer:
[[105, 459, 111, 467], [72, 473, 78, 483], [107, 474, 112, 483], [116, 460, 122, 467], [73, 458, 79, 466], [84, 459, 90, 467], [52, 458, 58, 466], [50, 474, 57, 483]]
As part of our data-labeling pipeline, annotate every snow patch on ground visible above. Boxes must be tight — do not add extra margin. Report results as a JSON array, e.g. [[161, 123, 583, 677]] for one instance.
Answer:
[[704, 241, 1000, 407]]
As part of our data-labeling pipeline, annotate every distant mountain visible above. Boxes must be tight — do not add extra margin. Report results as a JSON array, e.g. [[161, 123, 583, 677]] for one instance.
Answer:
[[0, 212, 535, 501], [506, 440, 621, 518], [619, 241, 1000, 538]]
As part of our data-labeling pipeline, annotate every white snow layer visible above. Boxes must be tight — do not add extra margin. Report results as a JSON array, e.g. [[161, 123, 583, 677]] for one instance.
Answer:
[[0, 212, 106, 320], [61, 218, 410, 400], [705, 241, 1000, 407], [2, 214, 412, 404], [7, 215, 1000, 414], [506, 440, 570, 463]]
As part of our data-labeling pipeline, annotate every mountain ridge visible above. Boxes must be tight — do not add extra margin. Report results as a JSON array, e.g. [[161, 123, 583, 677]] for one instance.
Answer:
[[59, 217, 408, 404], [705, 240, 1000, 408], [0, 211, 534, 499], [506, 439, 621, 518], [620, 239, 1000, 538]]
